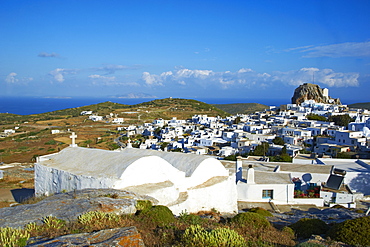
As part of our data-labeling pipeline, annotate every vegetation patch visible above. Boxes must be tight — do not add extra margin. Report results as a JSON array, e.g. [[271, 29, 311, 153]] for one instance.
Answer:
[[182, 225, 246, 247], [248, 207, 273, 217], [140, 205, 175, 226], [230, 212, 270, 229], [289, 218, 329, 239], [327, 216, 370, 246]]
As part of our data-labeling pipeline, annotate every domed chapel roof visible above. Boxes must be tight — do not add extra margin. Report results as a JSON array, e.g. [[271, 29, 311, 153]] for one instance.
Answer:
[[38, 147, 223, 179]]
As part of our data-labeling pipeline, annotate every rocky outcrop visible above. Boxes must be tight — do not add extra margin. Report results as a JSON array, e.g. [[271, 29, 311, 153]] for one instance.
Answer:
[[27, 227, 145, 246], [291, 83, 341, 105], [0, 188, 156, 229]]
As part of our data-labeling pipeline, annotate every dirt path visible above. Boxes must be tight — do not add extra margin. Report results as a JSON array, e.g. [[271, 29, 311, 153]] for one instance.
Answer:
[[0, 188, 15, 202]]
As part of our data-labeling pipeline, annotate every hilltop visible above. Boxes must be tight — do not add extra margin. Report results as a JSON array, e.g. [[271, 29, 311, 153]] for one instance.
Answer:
[[213, 103, 269, 115], [291, 83, 341, 105], [0, 99, 227, 125], [133, 98, 228, 118], [348, 102, 370, 110]]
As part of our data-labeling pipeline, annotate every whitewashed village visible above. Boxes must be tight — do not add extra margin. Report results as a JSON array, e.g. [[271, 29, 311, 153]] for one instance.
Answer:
[[35, 83, 370, 216]]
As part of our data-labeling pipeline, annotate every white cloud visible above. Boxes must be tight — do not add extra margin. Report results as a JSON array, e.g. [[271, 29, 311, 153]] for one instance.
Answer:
[[38, 52, 59, 58], [272, 68, 359, 87], [88, 74, 115, 80], [49, 68, 77, 83], [5, 72, 33, 84], [287, 41, 370, 58], [142, 72, 163, 86], [140, 67, 359, 89], [88, 74, 116, 84], [88, 74, 139, 86], [238, 68, 253, 73], [94, 64, 142, 74], [5, 72, 18, 83]]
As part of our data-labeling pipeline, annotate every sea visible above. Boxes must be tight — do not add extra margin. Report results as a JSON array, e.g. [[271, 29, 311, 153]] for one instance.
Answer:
[[0, 96, 356, 115]]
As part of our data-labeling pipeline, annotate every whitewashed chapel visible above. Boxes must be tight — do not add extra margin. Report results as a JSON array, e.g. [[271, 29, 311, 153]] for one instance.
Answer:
[[35, 143, 237, 215]]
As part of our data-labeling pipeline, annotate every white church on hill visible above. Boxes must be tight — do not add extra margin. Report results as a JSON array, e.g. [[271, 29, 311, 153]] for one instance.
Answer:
[[35, 144, 238, 215]]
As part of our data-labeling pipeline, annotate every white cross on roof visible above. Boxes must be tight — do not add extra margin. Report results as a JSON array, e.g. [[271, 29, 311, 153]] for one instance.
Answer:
[[70, 132, 78, 147]]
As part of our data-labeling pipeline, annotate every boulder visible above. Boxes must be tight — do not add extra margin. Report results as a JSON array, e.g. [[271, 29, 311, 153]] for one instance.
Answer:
[[291, 83, 341, 105], [27, 226, 145, 246], [0, 188, 156, 228]]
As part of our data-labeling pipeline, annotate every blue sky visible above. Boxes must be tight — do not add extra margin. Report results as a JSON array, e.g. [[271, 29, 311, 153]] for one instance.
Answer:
[[1, 0, 370, 104]]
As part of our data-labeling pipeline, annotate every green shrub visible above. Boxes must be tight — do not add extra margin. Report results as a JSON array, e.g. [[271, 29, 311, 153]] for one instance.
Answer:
[[230, 212, 270, 229], [77, 211, 120, 231], [142, 205, 175, 226], [42, 216, 66, 230], [327, 216, 370, 246], [282, 226, 295, 239], [290, 218, 328, 239], [182, 225, 246, 247], [0, 227, 30, 247], [249, 207, 273, 217], [178, 210, 203, 225], [44, 140, 57, 145], [78, 211, 117, 225], [136, 200, 153, 213]]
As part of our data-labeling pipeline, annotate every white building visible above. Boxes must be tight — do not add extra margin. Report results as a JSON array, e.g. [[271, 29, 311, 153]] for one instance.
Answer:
[[237, 165, 295, 205], [35, 147, 238, 215], [111, 118, 124, 124], [89, 115, 104, 121]]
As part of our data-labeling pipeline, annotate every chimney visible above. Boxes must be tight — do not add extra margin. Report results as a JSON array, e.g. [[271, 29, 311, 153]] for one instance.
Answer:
[[247, 164, 255, 184], [235, 156, 243, 183]]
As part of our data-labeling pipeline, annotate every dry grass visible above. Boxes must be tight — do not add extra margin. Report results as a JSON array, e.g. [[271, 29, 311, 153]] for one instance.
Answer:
[[0, 175, 34, 189], [0, 201, 12, 208]]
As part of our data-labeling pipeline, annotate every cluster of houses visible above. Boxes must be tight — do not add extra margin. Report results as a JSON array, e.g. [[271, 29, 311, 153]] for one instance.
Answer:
[[0, 127, 18, 138], [97, 99, 370, 160], [81, 110, 124, 124], [32, 99, 370, 214]]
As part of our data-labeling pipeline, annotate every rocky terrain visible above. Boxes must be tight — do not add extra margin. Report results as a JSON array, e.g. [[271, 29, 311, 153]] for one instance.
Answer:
[[0, 188, 368, 246], [291, 83, 341, 105]]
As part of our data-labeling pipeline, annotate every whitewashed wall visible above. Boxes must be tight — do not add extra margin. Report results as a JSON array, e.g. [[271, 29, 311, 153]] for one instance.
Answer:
[[35, 164, 114, 196], [237, 183, 295, 204], [170, 176, 238, 215]]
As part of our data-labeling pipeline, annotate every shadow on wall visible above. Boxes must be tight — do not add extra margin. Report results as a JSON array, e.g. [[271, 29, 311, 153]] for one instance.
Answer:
[[301, 173, 313, 191], [349, 173, 370, 196], [11, 188, 35, 203]]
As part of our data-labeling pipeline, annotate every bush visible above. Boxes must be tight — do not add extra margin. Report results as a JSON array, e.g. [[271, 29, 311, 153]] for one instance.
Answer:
[[327, 216, 370, 246], [78, 211, 119, 225], [44, 140, 57, 145], [136, 200, 153, 213], [282, 226, 295, 239], [230, 212, 270, 229], [0, 227, 30, 247], [182, 225, 246, 247], [142, 205, 175, 226], [249, 207, 273, 217], [290, 218, 328, 239], [179, 211, 204, 225]]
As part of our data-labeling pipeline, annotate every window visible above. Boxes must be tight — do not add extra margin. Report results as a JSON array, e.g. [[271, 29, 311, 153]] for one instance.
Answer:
[[262, 190, 273, 199]]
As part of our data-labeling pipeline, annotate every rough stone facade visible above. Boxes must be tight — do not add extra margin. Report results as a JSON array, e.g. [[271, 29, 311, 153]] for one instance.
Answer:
[[27, 227, 145, 246], [291, 83, 341, 105]]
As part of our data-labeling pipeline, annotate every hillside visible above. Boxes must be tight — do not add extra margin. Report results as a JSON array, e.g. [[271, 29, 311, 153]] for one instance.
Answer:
[[213, 103, 269, 115], [0, 98, 228, 163], [348, 102, 370, 110], [0, 99, 227, 125], [133, 98, 228, 119]]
